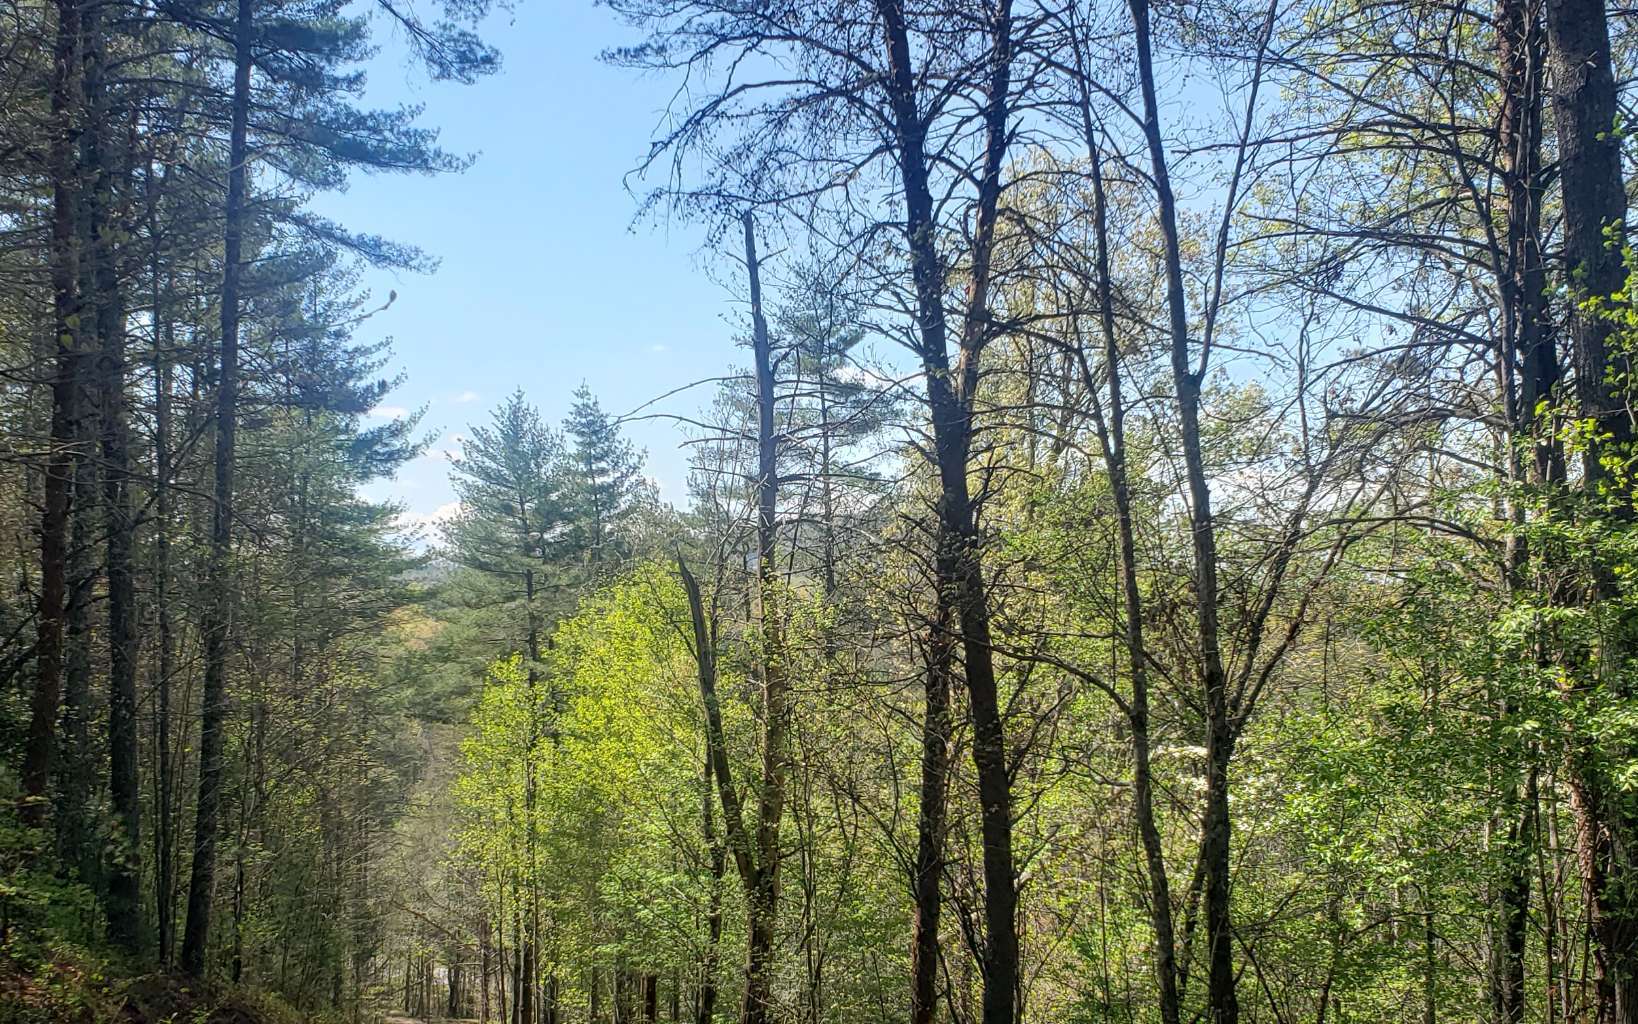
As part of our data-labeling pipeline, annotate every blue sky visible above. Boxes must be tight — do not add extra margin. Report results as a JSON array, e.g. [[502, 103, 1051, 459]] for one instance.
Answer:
[[315, 2, 735, 530]]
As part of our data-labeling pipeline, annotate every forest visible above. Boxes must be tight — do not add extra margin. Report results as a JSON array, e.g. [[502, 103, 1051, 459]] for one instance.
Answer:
[[1, 0, 1637, 1022]]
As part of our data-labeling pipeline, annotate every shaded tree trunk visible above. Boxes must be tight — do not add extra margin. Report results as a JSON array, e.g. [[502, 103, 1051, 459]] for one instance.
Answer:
[[1128, 0, 1236, 1018], [182, 0, 252, 974], [1490, 2, 1552, 1015], [698, 747, 724, 1024], [1544, 0, 1638, 1016], [482, 917, 493, 1023], [149, 151, 178, 967], [908, 621, 952, 1024], [21, 0, 85, 830], [58, 432, 96, 879], [1077, 123, 1183, 1024], [82, 1, 142, 947], [872, 4, 1019, 1020]]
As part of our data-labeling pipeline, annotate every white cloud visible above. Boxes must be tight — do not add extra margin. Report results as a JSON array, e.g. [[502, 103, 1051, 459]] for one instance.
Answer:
[[648, 343, 669, 354], [394, 500, 463, 535], [368, 404, 410, 419], [453, 389, 480, 403]]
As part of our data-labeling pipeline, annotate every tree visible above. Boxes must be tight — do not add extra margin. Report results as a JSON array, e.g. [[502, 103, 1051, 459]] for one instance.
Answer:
[[19, 0, 88, 834], [445, 391, 566, 1021], [1544, 0, 1638, 1013], [562, 383, 649, 571], [678, 213, 791, 1024]]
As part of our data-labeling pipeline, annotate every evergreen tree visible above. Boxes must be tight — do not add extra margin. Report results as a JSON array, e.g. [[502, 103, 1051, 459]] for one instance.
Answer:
[[561, 384, 649, 571], [446, 390, 566, 578], [440, 390, 568, 698]]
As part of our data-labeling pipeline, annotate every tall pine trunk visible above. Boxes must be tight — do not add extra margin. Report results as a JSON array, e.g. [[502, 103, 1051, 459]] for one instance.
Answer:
[[81, 0, 142, 947], [741, 211, 789, 1024], [59, 414, 96, 877], [872, 4, 1019, 1020], [182, 0, 252, 973], [1543, 0, 1638, 1016], [908, 616, 952, 1024], [150, 208, 178, 964], [21, 0, 85, 830], [1492, 0, 1552, 1015]]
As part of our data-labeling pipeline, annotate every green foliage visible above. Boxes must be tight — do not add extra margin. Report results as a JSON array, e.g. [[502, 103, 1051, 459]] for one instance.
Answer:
[[454, 568, 718, 982], [562, 385, 653, 572]]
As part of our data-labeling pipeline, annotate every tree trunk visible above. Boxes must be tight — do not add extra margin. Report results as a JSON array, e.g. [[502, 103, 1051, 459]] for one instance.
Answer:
[[181, 0, 252, 974], [21, 0, 85, 831], [872, 4, 1019, 1020], [1497, 0, 1558, 485], [1078, 122, 1183, 1024], [740, 210, 789, 1024], [512, 913, 524, 1024], [1489, 3, 1551, 1016], [149, 153, 178, 968], [908, 619, 951, 1024], [83, 2, 142, 948], [482, 917, 493, 1023], [1128, 0, 1236, 1018], [699, 748, 724, 1024], [522, 565, 539, 1024], [1544, 0, 1630, 482], [58, 430, 95, 880], [673, 218, 791, 1024], [496, 903, 510, 1024], [450, 962, 463, 1019], [1492, 805, 1532, 1024], [1544, 0, 1638, 1015]]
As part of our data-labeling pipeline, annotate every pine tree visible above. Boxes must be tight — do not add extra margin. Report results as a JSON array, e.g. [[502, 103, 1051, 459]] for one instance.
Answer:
[[561, 385, 648, 572], [446, 391, 565, 577]]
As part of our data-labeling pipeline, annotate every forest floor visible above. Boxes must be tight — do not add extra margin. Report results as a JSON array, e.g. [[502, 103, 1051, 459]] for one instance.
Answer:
[[0, 956, 305, 1024]]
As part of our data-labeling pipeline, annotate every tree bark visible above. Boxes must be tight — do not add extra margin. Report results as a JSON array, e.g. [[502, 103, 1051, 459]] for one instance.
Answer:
[[872, 4, 1019, 1020], [1498, 0, 1558, 485], [1079, 127, 1183, 1024], [740, 210, 789, 1024], [21, 0, 85, 831], [82, 0, 142, 948], [908, 617, 952, 1024], [182, 0, 252, 974], [482, 916, 493, 1023], [1128, 0, 1237, 1018], [1489, 3, 1553, 1016], [1544, 0, 1638, 1016], [1545, 0, 1630, 482], [149, 151, 178, 968], [58, 414, 95, 879], [698, 747, 724, 1024]]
